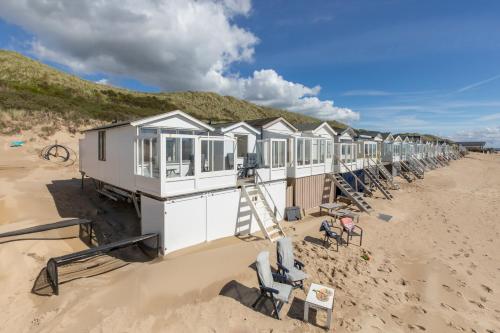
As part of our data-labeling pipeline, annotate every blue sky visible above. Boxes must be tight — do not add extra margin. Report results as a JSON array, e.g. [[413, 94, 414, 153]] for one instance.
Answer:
[[1, 0, 499, 146]]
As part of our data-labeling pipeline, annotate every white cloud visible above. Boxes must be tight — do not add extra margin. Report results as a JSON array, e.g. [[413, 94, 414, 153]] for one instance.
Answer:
[[451, 126, 500, 147], [95, 78, 109, 85], [478, 113, 500, 121], [0, 0, 357, 122], [456, 74, 500, 93]]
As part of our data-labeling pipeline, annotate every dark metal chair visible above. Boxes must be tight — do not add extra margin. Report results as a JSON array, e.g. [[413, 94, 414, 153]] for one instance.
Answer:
[[319, 220, 343, 251]]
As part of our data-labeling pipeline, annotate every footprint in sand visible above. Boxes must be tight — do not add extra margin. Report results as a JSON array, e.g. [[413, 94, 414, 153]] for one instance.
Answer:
[[440, 302, 457, 311], [469, 299, 485, 309], [441, 284, 453, 292], [411, 305, 427, 314], [407, 324, 426, 331], [481, 284, 493, 293], [390, 314, 404, 326]]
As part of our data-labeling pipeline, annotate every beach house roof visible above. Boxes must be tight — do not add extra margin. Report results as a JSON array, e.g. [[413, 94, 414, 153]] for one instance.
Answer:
[[246, 117, 299, 132], [211, 121, 260, 135], [295, 122, 338, 137], [84, 110, 215, 132]]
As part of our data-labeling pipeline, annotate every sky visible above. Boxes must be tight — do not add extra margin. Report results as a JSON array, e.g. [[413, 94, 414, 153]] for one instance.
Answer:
[[1, 0, 499, 146]]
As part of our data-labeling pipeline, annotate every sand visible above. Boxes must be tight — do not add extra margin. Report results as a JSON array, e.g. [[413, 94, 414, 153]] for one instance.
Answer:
[[0, 133, 499, 332]]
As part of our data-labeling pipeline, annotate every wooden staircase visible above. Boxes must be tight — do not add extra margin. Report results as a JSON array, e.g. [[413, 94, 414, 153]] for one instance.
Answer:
[[408, 158, 426, 176], [393, 161, 413, 182], [430, 157, 442, 167], [423, 158, 435, 169], [434, 156, 446, 166], [364, 167, 393, 200], [369, 158, 399, 190], [241, 185, 285, 242], [411, 156, 428, 172], [420, 157, 435, 170], [437, 156, 449, 165], [332, 173, 374, 213], [401, 160, 424, 179]]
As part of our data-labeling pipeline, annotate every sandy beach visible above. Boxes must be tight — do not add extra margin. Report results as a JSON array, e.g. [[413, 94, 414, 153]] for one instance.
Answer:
[[0, 134, 499, 333]]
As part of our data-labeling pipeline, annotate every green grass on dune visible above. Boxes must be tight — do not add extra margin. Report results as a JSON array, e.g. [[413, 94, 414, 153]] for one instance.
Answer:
[[0, 49, 346, 128], [1, 49, 450, 143]]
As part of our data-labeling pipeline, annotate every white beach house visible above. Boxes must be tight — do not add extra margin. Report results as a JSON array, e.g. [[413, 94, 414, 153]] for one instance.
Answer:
[[79, 111, 287, 254], [286, 122, 338, 210]]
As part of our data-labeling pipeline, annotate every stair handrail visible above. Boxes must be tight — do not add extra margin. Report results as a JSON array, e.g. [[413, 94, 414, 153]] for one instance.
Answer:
[[241, 185, 270, 239], [369, 157, 392, 181], [254, 171, 284, 221], [335, 156, 371, 195], [411, 155, 426, 172]]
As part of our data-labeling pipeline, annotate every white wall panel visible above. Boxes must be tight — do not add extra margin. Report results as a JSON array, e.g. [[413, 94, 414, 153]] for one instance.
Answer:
[[206, 189, 240, 241], [164, 195, 206, 253]]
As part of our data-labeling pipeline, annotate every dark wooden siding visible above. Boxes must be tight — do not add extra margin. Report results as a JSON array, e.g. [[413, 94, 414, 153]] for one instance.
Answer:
[[285, 184, 294, 207], [289, 174, 336, 211]]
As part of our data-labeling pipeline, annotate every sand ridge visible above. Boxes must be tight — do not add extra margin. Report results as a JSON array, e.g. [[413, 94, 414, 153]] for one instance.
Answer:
[[0, 133, 499, 332]]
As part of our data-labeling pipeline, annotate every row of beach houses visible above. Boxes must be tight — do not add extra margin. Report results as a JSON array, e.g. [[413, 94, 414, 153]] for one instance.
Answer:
[[79, 110, 460, 254]]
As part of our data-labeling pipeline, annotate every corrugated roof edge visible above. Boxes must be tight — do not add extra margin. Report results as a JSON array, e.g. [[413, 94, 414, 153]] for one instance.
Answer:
[[81, 120, 132, 133]]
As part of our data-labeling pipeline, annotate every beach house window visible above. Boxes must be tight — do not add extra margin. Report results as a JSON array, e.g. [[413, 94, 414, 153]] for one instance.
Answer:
[[98, 131, 106, 161], [319, 140, 326, 163], [341, 143, 355, 163], [312, 139, 319, 164], [364, 142, 376, 158], [256, 140, 269, 168], [304, 139, 311, 165], [235, 134, 248, 158], [166, 138, 180, 164], [272, 140, 286, 168], [182, 138, 195, 176], [201, 138, 235, 173], [137, 136, 159, 178], [297, 139, 304, 166], [326, 140, 333, 159], [163, 136, 195, 179], [341, 143, 347, 162]]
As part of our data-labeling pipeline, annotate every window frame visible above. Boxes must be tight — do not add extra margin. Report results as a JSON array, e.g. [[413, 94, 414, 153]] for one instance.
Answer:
[[98, 130, 106, 161], [234, 134, 248, 158], [200, 136, 237, 176]]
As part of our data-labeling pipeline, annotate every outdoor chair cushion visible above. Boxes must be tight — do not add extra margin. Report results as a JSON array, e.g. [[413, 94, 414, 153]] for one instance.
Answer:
[[320, 220, 338, 237], [285, 267, 308, 282], [270, 282, 293, 303], [277, 237, 308, 283], [340, 217, 355, 232], [256, 251, 274, 288]]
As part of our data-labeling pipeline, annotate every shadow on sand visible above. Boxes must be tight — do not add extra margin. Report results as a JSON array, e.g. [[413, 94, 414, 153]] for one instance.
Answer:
[[26, 178, 158, 296]]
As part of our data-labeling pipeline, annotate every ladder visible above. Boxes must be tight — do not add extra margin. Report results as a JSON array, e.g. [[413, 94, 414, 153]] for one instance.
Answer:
[[408, 158, 425, 176], [401, 160, 424, 179], [369, 158, 399, 190], [332, 173, 374, 213], [393, 161, 413, 182], [338, 159, 373, 197], [420, 157, 435, 170], [411, 156, 427, 172], [438, 156, 449, 165], [430, 157, 443, 167], [364, 167, 393, 200], [425, 157, 438, 169], [241, 185, 285, 242]]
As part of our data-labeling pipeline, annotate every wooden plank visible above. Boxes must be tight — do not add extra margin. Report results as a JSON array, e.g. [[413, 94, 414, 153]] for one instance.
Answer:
[[290, 174, 336, 211]]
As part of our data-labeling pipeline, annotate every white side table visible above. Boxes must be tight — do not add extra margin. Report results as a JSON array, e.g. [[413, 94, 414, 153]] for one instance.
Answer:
[[304, 283, 335, 329]]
